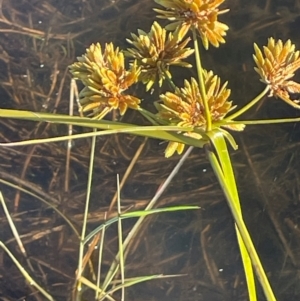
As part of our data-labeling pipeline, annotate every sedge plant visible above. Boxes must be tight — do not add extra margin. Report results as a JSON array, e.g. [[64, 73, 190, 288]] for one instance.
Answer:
[[1, 0, 300, 300]]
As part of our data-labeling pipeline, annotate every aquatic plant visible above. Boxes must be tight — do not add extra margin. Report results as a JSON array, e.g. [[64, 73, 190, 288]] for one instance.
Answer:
[[70, 42, 141, 118], [1, 0, 300, 300], [253, 38, 300, 108], [125, 21, 194, 91]]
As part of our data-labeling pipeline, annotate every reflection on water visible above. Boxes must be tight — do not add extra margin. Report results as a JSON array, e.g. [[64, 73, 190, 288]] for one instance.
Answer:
[[0, 0, 300, 300]]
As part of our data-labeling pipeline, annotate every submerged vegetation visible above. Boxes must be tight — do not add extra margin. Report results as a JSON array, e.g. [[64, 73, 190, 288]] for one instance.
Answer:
[[0, 0, 300, 300]]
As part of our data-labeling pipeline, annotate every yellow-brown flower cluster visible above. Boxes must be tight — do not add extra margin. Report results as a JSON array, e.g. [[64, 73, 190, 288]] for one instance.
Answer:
[[154, 0, 229, 49], [70, 43, 141, 118], [125, 21, 194, 91], [253, 38, 300, 109], [156, 71, 233, 156]]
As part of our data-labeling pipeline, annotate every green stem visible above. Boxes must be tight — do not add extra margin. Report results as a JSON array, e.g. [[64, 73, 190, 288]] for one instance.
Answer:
[[207, 148, 276, 301], [206, 131, 256, 301], [0, 241, 54, 301], [214, 116, 300, 128], [192, 28, 211, 131], [76, 128, 97, 297], [226, 86, 270, 120]]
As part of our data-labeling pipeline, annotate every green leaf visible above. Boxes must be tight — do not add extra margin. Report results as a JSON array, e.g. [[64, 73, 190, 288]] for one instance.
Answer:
[[207, 129, 256, 301], [206, 129, 276, 301], [0, 109, 208, 149], [84, 206, 199, 245]]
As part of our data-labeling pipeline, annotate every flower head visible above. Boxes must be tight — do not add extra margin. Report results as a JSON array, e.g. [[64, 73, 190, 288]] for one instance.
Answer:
[[125, 21, 194, 91], [253, 38, 300, 109], [156, 71, 233, 156], [154, 0, 229, 49], [70, 43, 141, 118]]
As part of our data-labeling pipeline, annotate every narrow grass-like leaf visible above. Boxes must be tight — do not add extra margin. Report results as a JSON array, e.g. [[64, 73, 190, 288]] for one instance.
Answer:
[[0, 192, 27, 257], [84, 206, 199, 245], [76, 128, 97, 296], [207, 129, 257, 301], [0, 242, 54, 301], [101, 147, 195, 291], [0, 109, 207, 148], [80, 274, 175, 300], [116, 175, 125, 301], [0, 179, 79, 237], [98, 274, 179, 300], [206, 130, 276, 301]]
